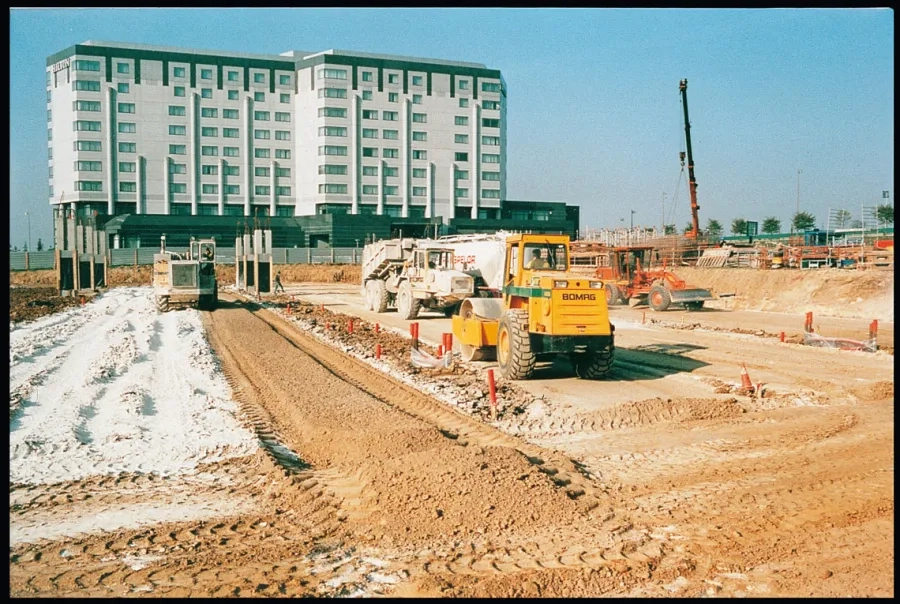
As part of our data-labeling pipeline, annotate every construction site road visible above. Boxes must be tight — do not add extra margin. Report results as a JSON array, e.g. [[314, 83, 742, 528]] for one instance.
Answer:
[[10, 285, 893, 597]]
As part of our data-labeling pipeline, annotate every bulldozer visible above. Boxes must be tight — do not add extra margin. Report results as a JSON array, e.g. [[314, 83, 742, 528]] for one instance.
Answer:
[[446, 233, 615, 381], [152, 236, 218, 312], [572, 243, 713, 311]]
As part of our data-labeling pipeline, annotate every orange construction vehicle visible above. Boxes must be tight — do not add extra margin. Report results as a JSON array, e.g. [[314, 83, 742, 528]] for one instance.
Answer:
[[571, 243, 714, 311]]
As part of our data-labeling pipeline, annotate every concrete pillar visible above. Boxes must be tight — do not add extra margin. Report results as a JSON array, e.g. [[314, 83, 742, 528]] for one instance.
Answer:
[[85, 225, 94, 254], [114, 234, 121, 249], [264, 229, 272, 254], [75, 224, 85, 253], [190, 93, 199, 216], [425, 162, 434, 219]]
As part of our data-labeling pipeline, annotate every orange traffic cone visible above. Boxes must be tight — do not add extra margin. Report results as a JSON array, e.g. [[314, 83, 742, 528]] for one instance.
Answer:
[[740, 363, 754, 392]]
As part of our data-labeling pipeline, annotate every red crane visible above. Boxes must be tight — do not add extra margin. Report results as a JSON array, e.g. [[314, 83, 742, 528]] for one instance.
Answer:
[[679, 78, 701, 239]]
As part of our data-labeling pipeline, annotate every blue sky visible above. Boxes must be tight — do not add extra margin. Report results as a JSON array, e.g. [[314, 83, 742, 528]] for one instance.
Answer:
[[9, 8, 894, 248]]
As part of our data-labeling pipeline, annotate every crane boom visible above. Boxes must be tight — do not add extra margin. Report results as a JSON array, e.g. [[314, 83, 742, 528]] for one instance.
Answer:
[[679, 78, 700, 239]]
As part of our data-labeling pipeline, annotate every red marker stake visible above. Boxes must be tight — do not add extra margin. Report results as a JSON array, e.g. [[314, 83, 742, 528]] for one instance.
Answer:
[[487, 369, 498, 419]]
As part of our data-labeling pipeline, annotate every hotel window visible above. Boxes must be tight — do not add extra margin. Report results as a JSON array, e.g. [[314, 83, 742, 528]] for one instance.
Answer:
[[228, 90, 239, 101], [280, 93, 291, 103], [119, 182, 137, 193], [119, 122, 136, 133], [255, 148, 271, 158], [459, 98, 469, 108], [412, 75, 423, 86], [118, 103, 135, 113], [202, 127, 218, 137], [455, 134, 469, 144], [118, 161, 136, 173], [483, 100, 501, 110], [117, 83, 130, 94], [74, 60, 101, 71], [225, 185, 241, 195], [76, 140, 102, 151], [412, 168, 426, 178], [412, 150, 427, 160], [201, 108, 218, 118], [482, 171, 501, 181], [255, 185, 270, 196], [224, 166, 240, 176], [202, 165, 218, 175], [362, 147, 377, 158], [201, 146, 218, 156], [117, 62, 130, 74], [454, 116, 468, 126], [169, 183, 187, 194], [482, 189, 501, 199], [75, 181, 103, 191], [169, 105, 186, 116], [173, 66, 185, 78], [412, 113, 427, 123], [383, 167, 398, 177], [455, 188, 469, 198], [201, 88, 213, 99], [362, 109, 378, 120], [170, 163, 187, 174], [482, 118, 500, 128], [74, 80, 101, 91], [202, 184, 219, 194], [227, 70, 239, 82], [482, 136, 501, 146], [319, 107, 346, 117], [482, 153, 501, 163], [318, 88, 346, 99], [362, 185, 378, 195], [388, 93, 398, 103], [275, 112, 291, 122], [362, 90, 373, 100], [384, 185, 399, 196], [382, 129, 398, 140], [413, 187, 427, 196], [74, 160, 102, 171], [223, 147, 239, 157], [279, 74, 291, 85], [75, 100, 101, 111], [455, 170, 469, 180], [387, 73, 399, 84], [254, 73, 265, 84], [224, 109, 239, 119], [482, 82, 501, 93], [169, 125, 186, 136], [223, 127, 239, 138], [169, 144, 186, 155], [412, 131, 427, 142], [319, 165, 347, 175], [254, 111, 270, 121], [255, 129, 271, 139], [455, 152, 469, 162], [362, 166, 378, 176], [362, 128, 378, 139], [275, 130, 290, 141], [254, 92, 265, 102], [412, 94, 422, 104], [317, 68, 348, 80], [201, 68, 213, 80], [276, 186, 291, 196], [383, 148, 399, 159], [255, 167, 270, 177], [319, 184, 348, 194], [275, 149, 291, 159], [361, 71, 373, 82], [382, 111, 398, 121], [319, 126, 346, 137], [174, 86, 185, 97]]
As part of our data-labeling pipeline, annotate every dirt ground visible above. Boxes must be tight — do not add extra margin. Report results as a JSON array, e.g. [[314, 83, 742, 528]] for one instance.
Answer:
[[8, 266, 895, 598]]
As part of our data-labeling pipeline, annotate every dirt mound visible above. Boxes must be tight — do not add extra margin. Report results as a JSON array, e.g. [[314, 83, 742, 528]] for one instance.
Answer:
[[9, 287, 82, 323], [673, 267, 894, 321], [279, 264, 360, 284]]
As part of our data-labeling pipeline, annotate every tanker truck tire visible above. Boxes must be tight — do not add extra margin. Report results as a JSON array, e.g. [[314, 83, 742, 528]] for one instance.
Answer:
[[573, 342, 614, 380], [497, 309, 536, 380], [604, 283, 622, 306], [648, 284, 672, 312], [397, 281, 421, 320], [372, 280, 390, 313]]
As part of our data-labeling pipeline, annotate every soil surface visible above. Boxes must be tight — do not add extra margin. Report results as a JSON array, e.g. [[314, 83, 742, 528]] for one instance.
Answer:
[[8, 266, 894, 598], [9, 287, 83, 324]]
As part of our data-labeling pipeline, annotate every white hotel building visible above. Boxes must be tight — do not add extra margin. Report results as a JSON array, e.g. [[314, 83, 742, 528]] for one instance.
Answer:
[[46, 41, 507, 224]]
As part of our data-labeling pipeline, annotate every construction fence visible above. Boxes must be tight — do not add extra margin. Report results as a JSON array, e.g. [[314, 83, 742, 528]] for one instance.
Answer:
[[10, 247, 364, 272]]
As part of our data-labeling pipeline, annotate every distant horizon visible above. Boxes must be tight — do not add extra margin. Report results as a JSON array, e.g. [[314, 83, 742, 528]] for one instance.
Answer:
[[10, 8, 894, 248]]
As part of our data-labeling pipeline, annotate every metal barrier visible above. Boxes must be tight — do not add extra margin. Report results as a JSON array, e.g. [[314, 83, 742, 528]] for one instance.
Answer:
[[11, 247, 362, 271]]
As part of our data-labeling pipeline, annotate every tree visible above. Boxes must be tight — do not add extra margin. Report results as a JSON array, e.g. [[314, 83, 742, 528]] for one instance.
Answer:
[[792, 211, 816, 232], [706, 219, 724, 239], [833, 209, 852, 228], [22, 242, 28, 252], [762, 216, 781, 234], [36, 238, 44, 251], [683, 222, 694, 235], [731, 218, 748, 236], [13, 245, 19, 252], [663, 224, 676, 235], [876, 204, 894, 225]]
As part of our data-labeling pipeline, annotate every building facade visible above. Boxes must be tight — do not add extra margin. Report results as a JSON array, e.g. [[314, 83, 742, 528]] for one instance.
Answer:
[[47, 41, 507, 233]]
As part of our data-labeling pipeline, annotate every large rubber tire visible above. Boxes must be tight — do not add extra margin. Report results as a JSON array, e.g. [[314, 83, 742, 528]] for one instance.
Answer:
[[156, 296, 169, 313], [397, 281, 421, 320], [604, 283, 621, 306], [209, 282, 218, 311], [363, 281, 374, 311], [372, 280, 390, 313], [573, 342, 615, 380], [497, 309, 536, 380], [648, 284, 672, 312], [684, 301, 704, 311]]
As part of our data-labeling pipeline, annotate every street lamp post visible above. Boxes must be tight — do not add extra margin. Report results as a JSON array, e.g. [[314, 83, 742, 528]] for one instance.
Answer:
[[25, 212, 31, 252]]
